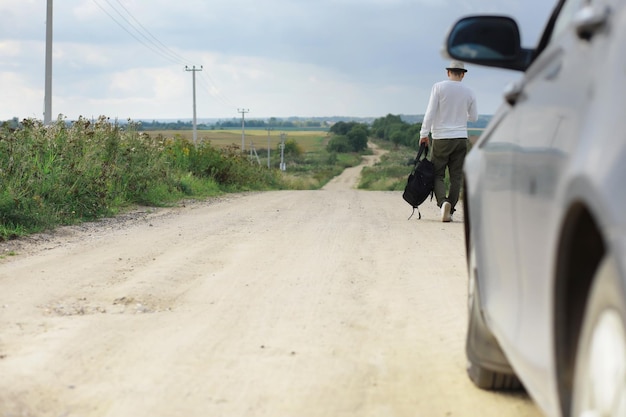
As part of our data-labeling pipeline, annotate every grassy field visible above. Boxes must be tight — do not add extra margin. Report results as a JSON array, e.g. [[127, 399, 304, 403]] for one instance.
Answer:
[[146, 129, 330, 152]]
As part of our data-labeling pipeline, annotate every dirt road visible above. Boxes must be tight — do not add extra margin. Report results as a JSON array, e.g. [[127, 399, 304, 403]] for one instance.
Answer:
[[0, 146, 541, 417]]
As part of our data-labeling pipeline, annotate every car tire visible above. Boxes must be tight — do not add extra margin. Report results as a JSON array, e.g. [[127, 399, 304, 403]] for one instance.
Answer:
[[466, 239, 523, 390], [571, 255, 626, 416]]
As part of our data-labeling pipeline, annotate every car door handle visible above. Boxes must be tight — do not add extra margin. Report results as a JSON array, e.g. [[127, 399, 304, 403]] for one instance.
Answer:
[[575, 5, 610, 40], [504, 80, 524, 106]]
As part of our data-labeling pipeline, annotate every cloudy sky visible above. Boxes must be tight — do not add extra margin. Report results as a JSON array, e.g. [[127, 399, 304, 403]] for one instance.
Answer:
[[0, 0, 557, 121]]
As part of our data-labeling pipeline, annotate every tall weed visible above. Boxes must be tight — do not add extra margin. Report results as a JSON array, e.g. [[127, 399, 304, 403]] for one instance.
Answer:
[[0, 116, 286, 240]]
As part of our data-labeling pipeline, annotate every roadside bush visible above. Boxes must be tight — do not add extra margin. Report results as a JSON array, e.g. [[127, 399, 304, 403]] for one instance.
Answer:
[[356, 139, 454, 194], [327, 122, 370, 153], [347, 126, 368, 152], [282, 150, 361, 190], [371, 114, 422, 149], [0, 115, 374, 240], [326, 135, 351, 153], [0, 116, 287, 240], [282, 139, 304, 157]]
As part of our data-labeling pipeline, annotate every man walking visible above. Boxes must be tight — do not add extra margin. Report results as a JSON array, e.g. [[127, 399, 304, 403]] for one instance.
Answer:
[[419, 60, 477, 222]]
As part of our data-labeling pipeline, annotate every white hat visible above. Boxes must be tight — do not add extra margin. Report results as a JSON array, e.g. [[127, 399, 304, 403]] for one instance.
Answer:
[[446, 60, 467, 72]]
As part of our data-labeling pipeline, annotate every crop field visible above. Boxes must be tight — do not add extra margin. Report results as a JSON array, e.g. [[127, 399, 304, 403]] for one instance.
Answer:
[[145, 129, 330, 152]]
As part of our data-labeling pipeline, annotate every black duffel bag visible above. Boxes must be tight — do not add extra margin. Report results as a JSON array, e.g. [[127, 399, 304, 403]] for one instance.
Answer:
[[402, 143, 434, 220]]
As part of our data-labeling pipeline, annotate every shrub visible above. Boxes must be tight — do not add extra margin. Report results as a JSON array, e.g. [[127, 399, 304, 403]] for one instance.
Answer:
[[326, 135, 351, 153], [283, 139, 304, 157], [0, 116, 288, 240], [347, 126, 368, 152]]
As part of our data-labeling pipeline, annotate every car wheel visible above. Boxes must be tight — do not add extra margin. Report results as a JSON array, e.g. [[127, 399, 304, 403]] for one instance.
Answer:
[[571, 255, 626, 417], [466, 238, 522, 390]]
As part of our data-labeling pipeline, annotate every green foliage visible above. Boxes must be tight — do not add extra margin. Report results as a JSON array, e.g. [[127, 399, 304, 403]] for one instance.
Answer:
[[329, 121, 355, 135], [282, 138, 304, 157], [357, 143, 416, 191], [281, 150, 361, 190], [211, 118, 327, 130], [390, 131, 403, 148], [1, 118, 19, 130], [138, 119, 211, 131], [0, 116, 288, 240], [347, 126, 368, 152], [357, 139, 454, 194], [326, 121, 370, 153], [371, 114, 422, 149], [0, 115, 400, 241], [326, 135, 351, 153]]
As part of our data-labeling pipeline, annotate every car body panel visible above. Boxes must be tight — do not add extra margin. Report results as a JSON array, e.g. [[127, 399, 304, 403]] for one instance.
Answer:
[[452, 0, 626, 415], [505, 4, 594, 398], [467, 113, 522, 341]]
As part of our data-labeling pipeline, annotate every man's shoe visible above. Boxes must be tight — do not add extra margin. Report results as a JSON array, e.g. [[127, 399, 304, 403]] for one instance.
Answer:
[[441, 201, 452, 222]]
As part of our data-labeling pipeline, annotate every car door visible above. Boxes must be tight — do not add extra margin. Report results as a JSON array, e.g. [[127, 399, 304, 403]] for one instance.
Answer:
[[472, 109, 524, 341], [508, 0, 600, 394]]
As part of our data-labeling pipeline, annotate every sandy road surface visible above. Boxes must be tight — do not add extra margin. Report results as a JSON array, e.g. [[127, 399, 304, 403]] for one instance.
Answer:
[[0, 146, 542, 417]]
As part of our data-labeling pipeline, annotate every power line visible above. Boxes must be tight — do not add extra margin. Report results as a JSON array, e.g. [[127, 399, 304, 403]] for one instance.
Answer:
[[91, 0, 240, 116], [91, 0, 179, 65], [197, 73, 237, 110], [112, 0, 192, 65], [110, 0, 186, 64]]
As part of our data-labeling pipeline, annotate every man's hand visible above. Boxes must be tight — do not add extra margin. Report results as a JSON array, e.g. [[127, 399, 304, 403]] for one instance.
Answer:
[[420, 137, 429, 145]]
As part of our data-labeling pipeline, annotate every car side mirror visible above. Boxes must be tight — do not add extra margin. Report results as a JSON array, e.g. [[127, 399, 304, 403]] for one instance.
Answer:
[[445, 16, 531, 72]]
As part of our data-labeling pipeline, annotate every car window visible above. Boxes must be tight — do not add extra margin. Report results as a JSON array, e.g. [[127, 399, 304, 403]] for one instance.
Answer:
[[550, 0, 588, 42]]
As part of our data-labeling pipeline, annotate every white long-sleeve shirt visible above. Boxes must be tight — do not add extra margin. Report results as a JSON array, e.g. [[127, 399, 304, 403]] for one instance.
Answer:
[[419, 80, 478, 139]]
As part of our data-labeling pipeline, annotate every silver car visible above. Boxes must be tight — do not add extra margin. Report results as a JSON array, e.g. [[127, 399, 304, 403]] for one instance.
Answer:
[[444, 0, 626, 416]]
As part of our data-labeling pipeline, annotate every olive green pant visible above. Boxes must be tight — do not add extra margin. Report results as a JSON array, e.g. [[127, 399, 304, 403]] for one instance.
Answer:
[[430, 138, 468, 212]]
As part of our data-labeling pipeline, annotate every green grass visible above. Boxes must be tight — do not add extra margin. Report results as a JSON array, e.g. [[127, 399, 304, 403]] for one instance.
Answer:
[[358, 141, 416, 191], [0, 118, 362, 241], [358, 139, 458, 193], [281, 151, 362, 189]]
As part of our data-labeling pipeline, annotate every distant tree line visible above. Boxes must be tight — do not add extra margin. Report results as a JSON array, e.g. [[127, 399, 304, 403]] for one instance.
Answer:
[[2, 114, 485, 137], [132, 118, 329, 131], [325, 114, 423, 154], [1, 117, 328, 133], [326, 121, 369, 153], [371, 114, 422, 150], [213, 117, 327, 129], [1, 118, 211, 132], [137, 120, 211, 130], [1, 117, 20, 130], [3, 113, 425, 155]]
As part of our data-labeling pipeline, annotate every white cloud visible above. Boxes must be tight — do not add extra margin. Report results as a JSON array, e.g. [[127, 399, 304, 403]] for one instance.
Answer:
[[0, 40, 24, 60], [72, 1, 102, 20], [0, 72, 43, 119], [0, 0, 557, 120]]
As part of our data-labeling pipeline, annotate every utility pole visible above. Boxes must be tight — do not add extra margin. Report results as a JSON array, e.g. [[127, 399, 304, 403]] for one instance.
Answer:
[[185, 65, 203, 145], [280, 133, 286, 171], [266, 127, 273, 169], [44, 0, 53, 124], [238, 108, 249, 151]]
